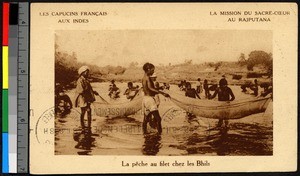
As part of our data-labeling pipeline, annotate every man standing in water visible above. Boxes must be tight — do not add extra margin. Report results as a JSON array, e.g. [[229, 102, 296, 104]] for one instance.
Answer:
[[75, 66, 99, 130], [251, 79, 259, 96], [196, 78, 203, 94], [142, 63, 169, 134], [209, 78, 235, 128]]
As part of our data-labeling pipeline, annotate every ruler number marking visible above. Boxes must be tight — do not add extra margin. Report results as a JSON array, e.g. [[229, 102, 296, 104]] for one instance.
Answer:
[[17, 2, 29, 173]]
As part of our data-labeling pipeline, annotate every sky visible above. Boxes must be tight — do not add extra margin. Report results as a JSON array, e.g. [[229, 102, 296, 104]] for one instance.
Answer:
[[55, 30, 272, 67]]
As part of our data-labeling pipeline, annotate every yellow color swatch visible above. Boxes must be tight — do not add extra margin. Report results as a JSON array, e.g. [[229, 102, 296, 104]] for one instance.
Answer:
[[2, 46, 9, 89]]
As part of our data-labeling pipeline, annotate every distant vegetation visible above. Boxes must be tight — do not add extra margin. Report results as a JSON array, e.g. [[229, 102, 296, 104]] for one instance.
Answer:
[[238, 50, 272, 76], [55, 45, 272, 87], [55, 45, 126, 87]]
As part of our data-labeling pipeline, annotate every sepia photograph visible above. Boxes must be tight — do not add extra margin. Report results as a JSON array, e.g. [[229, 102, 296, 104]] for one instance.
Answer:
[[30, 3, 297, 173], [54, 30, 273, 156]]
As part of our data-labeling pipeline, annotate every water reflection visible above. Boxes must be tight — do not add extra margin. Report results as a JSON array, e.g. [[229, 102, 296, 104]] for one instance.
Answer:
[[206, 123, 272, 155], [212, 127, 230, 156], [73, 128, 96, 155], [174, 122, 273, 156], [142, 133, 162, 155]]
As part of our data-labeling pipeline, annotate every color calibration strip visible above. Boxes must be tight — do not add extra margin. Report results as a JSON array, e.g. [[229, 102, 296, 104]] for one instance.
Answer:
[[2, 2, 10, 173], [2, 2, 25, 173], [9, 3, 19, 173]]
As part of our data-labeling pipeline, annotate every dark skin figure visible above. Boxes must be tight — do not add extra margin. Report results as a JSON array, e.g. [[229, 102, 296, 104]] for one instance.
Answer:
[[252, 79, 259, 96], [203, 80, 209, 98], [210, 83, 235, 127], [142, 66, 169, 134], [185, 83, 200, 119], [185, 83, 201, 99]]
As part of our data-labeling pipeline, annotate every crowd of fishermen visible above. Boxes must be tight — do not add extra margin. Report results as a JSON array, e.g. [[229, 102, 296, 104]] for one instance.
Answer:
[[240, 79, 273, 97], [144, 69, 272, 131], [55, 64, 273, 135], [178, 77, 272, 100], [175, 75, 235, 128], [107, 80, 140, 100], [108, 79, 170, 100]]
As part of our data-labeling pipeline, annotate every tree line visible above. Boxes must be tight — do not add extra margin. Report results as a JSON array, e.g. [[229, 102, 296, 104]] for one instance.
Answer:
[[238, 50, 272, 76], [55, 49, 126, 87]]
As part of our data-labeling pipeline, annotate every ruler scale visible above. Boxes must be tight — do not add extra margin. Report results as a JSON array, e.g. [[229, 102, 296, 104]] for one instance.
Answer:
[[16, 2, 29, 173]]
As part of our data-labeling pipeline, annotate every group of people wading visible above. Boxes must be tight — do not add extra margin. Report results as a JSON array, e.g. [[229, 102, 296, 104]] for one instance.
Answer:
[[56, 62, 270, 135]]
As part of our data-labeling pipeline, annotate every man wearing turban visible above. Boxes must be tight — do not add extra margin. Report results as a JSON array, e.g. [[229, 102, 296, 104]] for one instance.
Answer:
[[75, 66, 99, 129]]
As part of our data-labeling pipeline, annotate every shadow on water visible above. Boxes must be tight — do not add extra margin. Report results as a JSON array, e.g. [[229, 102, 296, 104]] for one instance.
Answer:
[[209, 123, 273, 156], [206, 127, 230, 156], [73, 128, 97, 155], [142, 133, 162, 155], [105, 116, 141, 125], [213, 123, 271, 155], [171, 122, 272, 156]]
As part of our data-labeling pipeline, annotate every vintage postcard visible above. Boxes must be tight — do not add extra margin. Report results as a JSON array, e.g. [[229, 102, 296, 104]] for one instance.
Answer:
[[30, 3, 297, 174]]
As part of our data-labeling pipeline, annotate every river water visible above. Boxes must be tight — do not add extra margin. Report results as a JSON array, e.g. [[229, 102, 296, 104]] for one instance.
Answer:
[[55, 82, 273, 156]]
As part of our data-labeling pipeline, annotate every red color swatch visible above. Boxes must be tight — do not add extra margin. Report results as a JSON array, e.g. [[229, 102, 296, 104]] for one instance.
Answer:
[[2, 2, 9, 46]]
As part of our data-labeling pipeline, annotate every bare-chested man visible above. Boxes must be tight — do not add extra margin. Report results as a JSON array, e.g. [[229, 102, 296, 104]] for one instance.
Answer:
[[142, 63, 169, 134]]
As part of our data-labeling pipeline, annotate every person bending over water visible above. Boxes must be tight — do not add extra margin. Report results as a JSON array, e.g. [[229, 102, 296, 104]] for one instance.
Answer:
[[124, 82, 139, 100]]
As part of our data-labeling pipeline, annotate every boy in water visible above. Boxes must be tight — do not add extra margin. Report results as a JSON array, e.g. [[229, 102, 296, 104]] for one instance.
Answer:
[[250, 79, 259, 96], [142, 63, 169, 134], [185, 82, 201, 99], [55, 85, 73, 116], [124, 82, 139, 100], [150, 73, 161, 107], [109, 80, 115, 91], [260, 82, 272, 97], [185, 82, 201, 119], [196, 78, 203, 94], [209, 78, 235, 128], [164, 83, 170, 90], [108, 84, 120, 99], [203, 79, 209, 98]]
